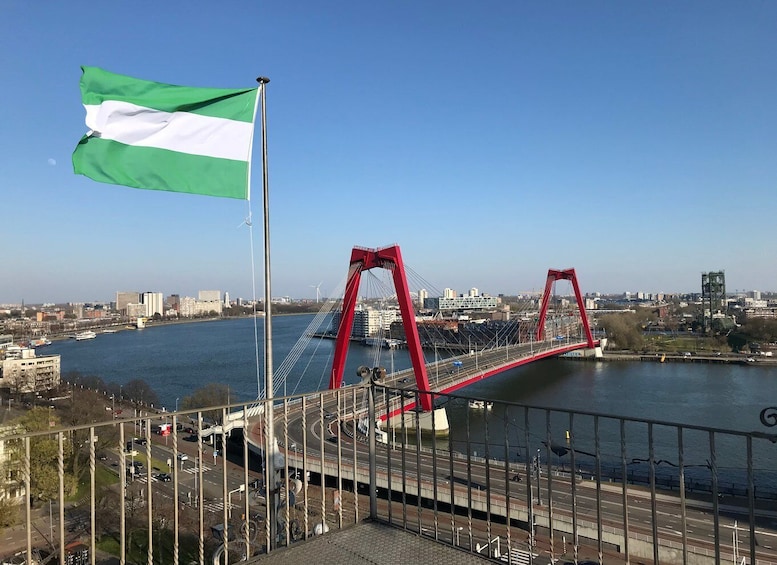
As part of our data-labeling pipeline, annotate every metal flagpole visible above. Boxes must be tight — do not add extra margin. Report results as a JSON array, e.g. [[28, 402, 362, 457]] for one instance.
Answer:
[[256, 76, 278, 550]]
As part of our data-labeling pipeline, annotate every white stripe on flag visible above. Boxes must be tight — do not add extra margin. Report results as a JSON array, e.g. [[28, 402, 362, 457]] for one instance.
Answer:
[[84, 101, 253, 162]]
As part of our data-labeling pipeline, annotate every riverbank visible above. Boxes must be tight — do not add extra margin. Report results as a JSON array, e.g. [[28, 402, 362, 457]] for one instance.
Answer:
[[596, 350, 777, 366]]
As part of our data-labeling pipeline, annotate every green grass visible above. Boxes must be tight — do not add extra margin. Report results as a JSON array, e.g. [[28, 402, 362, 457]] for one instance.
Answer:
[[71, 463, 119, 502], [96, 528, 204, 564]]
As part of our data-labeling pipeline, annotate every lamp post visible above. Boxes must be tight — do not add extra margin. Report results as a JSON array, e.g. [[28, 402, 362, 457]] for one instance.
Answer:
[[228, 484, 246, 519], [175, 397, 179, 412]]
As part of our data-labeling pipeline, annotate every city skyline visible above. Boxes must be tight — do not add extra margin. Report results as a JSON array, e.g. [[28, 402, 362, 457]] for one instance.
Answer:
[[3, 3, 776, 303]]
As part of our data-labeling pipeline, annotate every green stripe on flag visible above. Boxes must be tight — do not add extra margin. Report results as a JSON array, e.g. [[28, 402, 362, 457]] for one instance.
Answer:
[[73, 137, 249, 200], [80, 66, 258, 122]]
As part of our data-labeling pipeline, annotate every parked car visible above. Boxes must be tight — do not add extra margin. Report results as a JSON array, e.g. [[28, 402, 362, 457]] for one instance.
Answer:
[[155, 473, 172, 482], [177, 453, 189, 461]]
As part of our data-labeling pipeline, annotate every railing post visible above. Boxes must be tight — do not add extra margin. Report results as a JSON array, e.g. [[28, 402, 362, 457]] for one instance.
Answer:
[[368, 383, 377, 519]]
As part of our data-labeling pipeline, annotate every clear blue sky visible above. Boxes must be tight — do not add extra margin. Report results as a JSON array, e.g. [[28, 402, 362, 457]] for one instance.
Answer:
[[2, 2, 776, 304]]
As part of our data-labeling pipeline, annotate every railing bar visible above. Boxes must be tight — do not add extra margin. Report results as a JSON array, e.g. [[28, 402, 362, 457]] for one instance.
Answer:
[[678, 426, 687, 565], [197, 411, 204, 565], [302, 395, 310, 539], [747, 435, 756, 564], [569, 412, 578, 564], [401, 399, 408, 529], [594, 415, 603, 565], [449, 399, 456, 549], [484, 402, 492, 554], [385, 387, 393, 526], [710, 430, 720, 565], [119, 422, 126, 565], [431, 391, 440, 542], [545, 409, 554, 562], [620, 418, 630, 565], [465, 394, 473, 552], [89, 426, 96, 565], [281, 398, 289, 547], [318, 393, 326, 539], [351, 387, 358, 525], [144, 416, 153, 565], [525, 407, 535, 560], [415, 392, 423, 536], [242, 406, 251, 556], [222, 407, 230, 562], [24, 436, 32, 564], [503, 407, 512, 565], [336, 390, 343, 531], [58, 431, 65, 565], [368, 385, 377, 520], [649, 422, 658, 565]]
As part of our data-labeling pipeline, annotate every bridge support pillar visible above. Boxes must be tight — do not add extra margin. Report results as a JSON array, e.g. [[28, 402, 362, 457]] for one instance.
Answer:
[[379, 407, 449, 437]]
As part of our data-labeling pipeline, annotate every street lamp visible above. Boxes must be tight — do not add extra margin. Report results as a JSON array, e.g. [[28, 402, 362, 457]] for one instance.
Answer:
[[228, 484, 246, 519], [175, 397, 179, 412]]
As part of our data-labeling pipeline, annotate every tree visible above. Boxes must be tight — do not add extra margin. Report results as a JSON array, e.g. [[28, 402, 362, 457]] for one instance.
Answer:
[[598, 313, 645, 351], [13, 408, 77, 501], [180, 383, 232, 424], [122, 378, 159, 407]]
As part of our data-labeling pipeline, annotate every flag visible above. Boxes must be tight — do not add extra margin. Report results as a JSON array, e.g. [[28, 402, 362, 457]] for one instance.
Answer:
[[73, 66, 259, 200]]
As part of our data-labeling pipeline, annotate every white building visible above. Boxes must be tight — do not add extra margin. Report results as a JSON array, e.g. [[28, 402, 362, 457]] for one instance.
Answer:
[[0, 347, 61, 393], [142, 292, 164, 317], [331, 306, 400, 338], [0, 422, 26, 505], [424, 295, 498, 311], [180, 296, 197, 317]]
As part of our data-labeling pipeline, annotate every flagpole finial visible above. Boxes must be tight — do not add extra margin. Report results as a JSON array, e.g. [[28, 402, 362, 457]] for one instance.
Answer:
[[256, 76, 270, 84]]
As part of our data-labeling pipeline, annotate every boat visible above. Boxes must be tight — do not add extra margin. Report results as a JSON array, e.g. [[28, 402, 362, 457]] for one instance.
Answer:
[[29, 337, 52, 347], [102, 329, 118, 334], [74, 331, 97, 341], [468, 399, 493, 410]]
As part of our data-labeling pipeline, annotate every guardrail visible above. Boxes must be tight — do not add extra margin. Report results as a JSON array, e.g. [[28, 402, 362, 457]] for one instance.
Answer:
[[2, 386, 776, 565]]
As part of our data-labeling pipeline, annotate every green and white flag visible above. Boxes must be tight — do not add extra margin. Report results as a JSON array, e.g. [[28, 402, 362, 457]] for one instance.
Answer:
[[73, 66, 259, 200]]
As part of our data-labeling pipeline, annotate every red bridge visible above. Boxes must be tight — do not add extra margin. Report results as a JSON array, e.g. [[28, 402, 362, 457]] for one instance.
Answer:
[[328, 244, 600, 412]]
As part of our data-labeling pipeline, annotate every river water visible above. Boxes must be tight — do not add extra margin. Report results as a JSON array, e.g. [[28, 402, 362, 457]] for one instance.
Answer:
[[45, 315, 777, 495]]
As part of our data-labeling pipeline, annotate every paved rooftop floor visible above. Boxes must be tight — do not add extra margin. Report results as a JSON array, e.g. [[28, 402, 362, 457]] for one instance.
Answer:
[[251, 521, 492, 565]]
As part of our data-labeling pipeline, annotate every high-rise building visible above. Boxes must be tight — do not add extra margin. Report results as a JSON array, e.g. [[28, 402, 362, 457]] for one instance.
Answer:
[[198, 290, 221, 302], [116, 291, 140, 315], [443, 288, 456, 299], [701, 271, 726, 333], [224, 292, 230, 308], [141, 292, 164, 317], [418, 289, 428, 308]]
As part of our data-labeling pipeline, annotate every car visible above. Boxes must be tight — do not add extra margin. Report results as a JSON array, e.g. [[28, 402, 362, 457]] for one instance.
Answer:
[[400, 377, 409, 383], [177, 453, 189, 461], [155, 473, 171, 482], [324, 412, 336, 420], [327, 436, 338, 444], [510, 474, 522, 482]]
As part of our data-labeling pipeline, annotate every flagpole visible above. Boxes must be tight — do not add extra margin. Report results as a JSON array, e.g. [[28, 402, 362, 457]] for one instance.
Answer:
[[257, 75, 278, 549]]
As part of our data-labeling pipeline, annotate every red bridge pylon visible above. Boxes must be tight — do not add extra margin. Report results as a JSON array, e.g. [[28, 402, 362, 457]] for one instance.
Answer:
[[536, 268, 595, 348], [329, 244, 434, 412]]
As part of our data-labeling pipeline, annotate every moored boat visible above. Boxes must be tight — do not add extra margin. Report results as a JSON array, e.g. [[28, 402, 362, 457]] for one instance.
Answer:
[[468, 399, 493, 410], [74, 330, 97, 341]]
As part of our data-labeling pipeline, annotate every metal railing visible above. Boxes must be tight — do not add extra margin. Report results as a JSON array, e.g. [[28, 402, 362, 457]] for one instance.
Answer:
[[1, 387, 776, 565]]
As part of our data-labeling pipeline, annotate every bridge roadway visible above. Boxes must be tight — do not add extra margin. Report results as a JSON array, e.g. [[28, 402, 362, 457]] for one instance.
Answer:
[[238, 340, 777, 564]]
